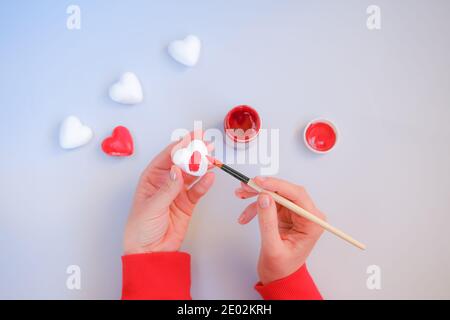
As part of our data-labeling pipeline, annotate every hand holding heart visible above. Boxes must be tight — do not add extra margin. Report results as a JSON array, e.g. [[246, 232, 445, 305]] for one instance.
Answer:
[[171, 139, 209, 176], [123, 132, 215, 254]]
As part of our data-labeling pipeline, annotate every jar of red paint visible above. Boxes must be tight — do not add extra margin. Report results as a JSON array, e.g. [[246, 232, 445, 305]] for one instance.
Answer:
[[224, 105, 261, 149], [303, 119, 338, 154]]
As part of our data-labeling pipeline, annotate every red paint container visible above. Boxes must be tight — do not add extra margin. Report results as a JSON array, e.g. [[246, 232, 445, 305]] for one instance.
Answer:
[[224, 105, 261, 148], [303, 119, 338, 153]]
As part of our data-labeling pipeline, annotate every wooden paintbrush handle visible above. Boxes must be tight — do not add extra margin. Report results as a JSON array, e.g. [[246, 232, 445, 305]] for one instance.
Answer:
[[247, 180, 366, 250]]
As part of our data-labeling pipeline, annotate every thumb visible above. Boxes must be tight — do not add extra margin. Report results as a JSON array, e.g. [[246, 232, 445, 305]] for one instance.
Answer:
[[257, 193, 282, 251], [150, 165, 184, 210]]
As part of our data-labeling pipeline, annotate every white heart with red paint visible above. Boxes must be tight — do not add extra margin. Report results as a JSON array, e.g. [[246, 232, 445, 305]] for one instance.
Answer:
[[168, 35, 201, 67], [109, 72, 143, 105], [171, 140, 209, 176], [59, 116, 93, 149]]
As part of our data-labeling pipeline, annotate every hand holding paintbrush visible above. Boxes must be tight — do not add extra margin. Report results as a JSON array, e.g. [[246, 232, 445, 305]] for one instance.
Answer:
[[207, 156, 366, 251], [236, 176, 329, 287]]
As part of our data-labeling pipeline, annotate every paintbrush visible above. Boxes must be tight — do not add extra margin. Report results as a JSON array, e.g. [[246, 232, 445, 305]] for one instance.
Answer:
[[207, 156, 366, 250]]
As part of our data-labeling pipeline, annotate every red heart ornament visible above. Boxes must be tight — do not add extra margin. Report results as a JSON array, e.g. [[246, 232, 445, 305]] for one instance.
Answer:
[[102, 126, 134, 156]]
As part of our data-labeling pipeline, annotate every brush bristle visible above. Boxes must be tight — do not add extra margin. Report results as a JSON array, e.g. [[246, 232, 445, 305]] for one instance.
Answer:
[[206, 155, 223, 167]]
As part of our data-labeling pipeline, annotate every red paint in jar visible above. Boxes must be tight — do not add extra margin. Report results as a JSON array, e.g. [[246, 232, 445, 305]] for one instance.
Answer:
[[304, 119, 338, 153], [224, 105, 261, 143]]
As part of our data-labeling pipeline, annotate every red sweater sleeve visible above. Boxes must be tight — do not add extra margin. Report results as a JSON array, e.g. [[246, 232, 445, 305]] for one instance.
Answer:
[[255, 265, 323, 300], [122, 252, 191, 300]]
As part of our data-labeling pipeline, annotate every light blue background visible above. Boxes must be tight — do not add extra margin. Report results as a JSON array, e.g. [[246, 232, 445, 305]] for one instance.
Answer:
[[1, 0, 449, 299]]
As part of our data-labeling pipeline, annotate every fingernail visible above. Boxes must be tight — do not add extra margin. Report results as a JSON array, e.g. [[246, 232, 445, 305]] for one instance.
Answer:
[[170, 166, 177, 181], [238, 215, 245, 224], [258, 194, 270, 209]]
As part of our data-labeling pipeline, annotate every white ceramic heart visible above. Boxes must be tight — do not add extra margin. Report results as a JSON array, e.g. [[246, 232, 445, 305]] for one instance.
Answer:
[[109, 72, 143, 105], [168, 35, 201, 67], [59, 116, 93, 149], [171, 140, 209, 176]]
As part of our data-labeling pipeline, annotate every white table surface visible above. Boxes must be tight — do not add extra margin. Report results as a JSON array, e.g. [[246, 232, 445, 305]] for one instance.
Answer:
[[1, 0, 449, 299]]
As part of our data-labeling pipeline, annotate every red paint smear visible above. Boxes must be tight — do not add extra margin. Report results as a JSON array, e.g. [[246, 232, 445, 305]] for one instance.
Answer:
[[206, 155, 223, 168], [224, 105, 261, 142], [189, 151, 202, 172], [305, 122, 336, 152]]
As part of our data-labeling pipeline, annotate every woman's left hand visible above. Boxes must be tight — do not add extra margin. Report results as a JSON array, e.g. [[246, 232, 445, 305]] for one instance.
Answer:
[[124, 132, 215, 254]]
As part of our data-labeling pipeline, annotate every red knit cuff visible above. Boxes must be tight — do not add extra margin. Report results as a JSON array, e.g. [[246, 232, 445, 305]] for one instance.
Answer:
[[255, 265, 323, 300], [122, 252, 191, 300]]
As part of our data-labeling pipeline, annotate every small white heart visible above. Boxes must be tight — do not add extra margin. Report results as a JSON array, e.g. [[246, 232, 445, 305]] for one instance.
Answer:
[[109, 72, 143, 105], [168, 35, 201, 67], [59, 116, 93, 149], [171, 139, 209, 177]]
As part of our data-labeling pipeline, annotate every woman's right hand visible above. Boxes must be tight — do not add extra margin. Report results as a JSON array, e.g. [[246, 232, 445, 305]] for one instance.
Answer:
[[235, 176, 326, 285]]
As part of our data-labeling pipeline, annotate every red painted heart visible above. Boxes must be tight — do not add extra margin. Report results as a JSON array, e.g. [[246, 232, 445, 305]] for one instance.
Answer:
[[102, 126, 134, 156]]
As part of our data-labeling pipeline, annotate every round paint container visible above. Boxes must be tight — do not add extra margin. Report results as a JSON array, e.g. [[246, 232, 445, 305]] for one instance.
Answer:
[[224, 105, 261, 149], [303, 119, 338, 154]]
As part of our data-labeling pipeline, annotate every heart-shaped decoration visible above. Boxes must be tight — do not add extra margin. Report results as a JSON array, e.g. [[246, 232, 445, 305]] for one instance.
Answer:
[[168, 35, 201, 67], [109, 72, 143, 105], [102, 126, 134, 156], [59, 116, 93, 149], [171, 140, 209, 176]]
